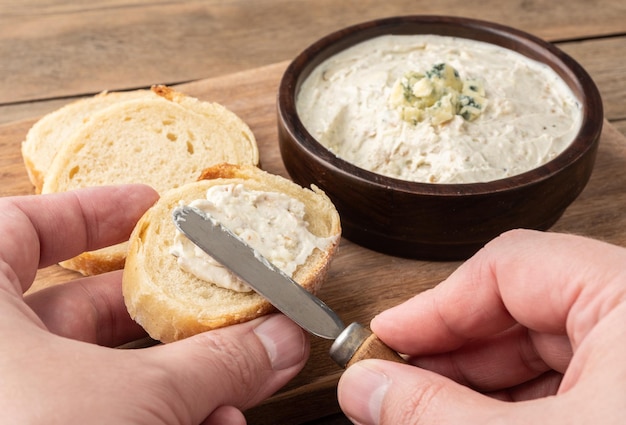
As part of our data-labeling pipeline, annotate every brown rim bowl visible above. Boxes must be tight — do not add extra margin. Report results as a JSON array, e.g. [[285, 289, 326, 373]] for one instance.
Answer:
[[277, 15, 603, 260]]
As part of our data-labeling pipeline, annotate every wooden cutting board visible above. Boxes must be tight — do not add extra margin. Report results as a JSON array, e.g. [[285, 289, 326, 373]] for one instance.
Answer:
[[1, 61, 626, 424]]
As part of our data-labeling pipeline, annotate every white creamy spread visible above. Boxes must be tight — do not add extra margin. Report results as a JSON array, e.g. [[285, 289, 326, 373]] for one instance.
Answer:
[[296, 34, 583, 183], [170, 184, 336, 292]]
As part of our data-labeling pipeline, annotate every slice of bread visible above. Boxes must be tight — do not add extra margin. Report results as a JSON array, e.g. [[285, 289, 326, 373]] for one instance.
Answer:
[[40, 88, 259, 276], [122, 163, 342, 343], [22, 89, 159, 193]]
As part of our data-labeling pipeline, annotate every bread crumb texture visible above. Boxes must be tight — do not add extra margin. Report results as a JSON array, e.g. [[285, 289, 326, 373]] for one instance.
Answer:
[[22, 86, 259, 275]]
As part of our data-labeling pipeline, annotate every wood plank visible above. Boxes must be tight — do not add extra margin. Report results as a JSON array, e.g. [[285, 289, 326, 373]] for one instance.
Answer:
[[0, 98, 76, 126], [614, 120, 626, 136], [559, 36, 626, 121], [1, 0, 625, 104], [1, 61, 626, 424]]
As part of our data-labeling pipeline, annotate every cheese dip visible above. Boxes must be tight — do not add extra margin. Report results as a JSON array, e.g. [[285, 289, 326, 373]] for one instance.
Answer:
[[170, 184, 336, 292], [296, 34, 583, 183]]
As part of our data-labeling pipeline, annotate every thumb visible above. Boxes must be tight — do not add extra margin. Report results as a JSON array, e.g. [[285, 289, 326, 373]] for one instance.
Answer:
[[143, 314, 309, 423], [337, 360, 558, 425]]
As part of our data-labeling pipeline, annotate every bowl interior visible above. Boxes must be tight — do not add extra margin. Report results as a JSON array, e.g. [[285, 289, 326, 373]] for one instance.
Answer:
[[280, 15, 603, 196]]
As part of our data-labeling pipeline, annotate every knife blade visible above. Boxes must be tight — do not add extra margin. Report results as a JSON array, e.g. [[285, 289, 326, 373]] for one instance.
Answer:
[[172, 205, 405, 368]]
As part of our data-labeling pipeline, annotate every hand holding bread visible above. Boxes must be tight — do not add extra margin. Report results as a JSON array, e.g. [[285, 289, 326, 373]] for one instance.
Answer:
[[2, 184, 310, 424], [123, 164, 341, 342]]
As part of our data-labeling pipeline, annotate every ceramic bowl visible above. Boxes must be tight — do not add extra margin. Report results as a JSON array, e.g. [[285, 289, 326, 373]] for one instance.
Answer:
[[277, 15, 603, 260]]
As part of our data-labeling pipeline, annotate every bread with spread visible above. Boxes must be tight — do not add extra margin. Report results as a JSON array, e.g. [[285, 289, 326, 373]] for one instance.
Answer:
[[122, 163, 342, 342], [33, 86, 259, 275]]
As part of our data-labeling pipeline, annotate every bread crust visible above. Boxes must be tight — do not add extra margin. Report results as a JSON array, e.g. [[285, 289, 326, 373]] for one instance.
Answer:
[[59, 245, 128, 276], [122, 164, 341, 342], [32, 86, 258, 276]]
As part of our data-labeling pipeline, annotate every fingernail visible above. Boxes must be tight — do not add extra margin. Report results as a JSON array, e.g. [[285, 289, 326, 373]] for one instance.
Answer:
[[341, 362, 390, 425], [253, 314, 307, 370]]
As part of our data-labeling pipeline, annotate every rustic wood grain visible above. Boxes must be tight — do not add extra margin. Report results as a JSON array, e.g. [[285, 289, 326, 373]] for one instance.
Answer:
[[1, 61, 626, 424], [1, 0, 625, 104], [559, 36, 626, 121]]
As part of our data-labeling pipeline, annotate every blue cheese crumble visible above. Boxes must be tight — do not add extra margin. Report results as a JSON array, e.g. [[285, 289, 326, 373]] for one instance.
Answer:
[[389, 63, 486, 125]]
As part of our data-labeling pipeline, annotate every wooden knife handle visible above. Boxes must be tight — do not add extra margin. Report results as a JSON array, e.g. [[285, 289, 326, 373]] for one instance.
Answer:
[[329, 322, 406, 368], [346, 331, 406, 367]]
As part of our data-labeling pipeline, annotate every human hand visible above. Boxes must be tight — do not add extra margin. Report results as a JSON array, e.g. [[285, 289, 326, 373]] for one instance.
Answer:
[[0, 185, 309, 425], [338, 229, 626, 424]]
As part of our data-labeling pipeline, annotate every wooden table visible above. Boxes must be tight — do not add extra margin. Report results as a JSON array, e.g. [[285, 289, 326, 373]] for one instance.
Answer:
[[1, 2, 625, 424]]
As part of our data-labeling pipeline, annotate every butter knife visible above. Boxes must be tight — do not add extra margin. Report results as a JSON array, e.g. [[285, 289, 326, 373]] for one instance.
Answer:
[[172, 205, 404, 368]]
